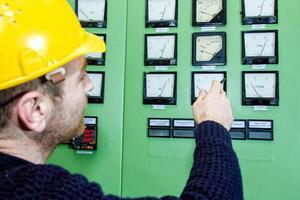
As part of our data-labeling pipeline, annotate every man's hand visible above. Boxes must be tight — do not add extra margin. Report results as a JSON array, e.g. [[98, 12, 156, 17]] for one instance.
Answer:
[[192, 80, 233, 131]]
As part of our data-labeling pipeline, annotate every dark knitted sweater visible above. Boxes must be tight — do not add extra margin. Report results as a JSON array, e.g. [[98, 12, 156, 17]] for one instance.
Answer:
[[0, 121, 243, 200]]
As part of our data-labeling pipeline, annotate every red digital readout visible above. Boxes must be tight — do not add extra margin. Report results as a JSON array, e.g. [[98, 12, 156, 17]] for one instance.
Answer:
[[83, 129, 94, 143]]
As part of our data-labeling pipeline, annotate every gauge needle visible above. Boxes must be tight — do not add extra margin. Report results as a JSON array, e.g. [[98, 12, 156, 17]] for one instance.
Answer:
[[259, 0, 266, 16], [200, 10, 213, 16], [161, 5, 168, 20], [80, 9, 93, 21], [160, 42, 167, 58], [250, 82, 261, 97], [200, 49, 213, 55], [260, 39, 269, 56], [159, 82, 167, 97]]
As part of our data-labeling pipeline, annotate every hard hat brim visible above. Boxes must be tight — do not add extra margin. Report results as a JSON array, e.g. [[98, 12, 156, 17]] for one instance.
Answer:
[[80, 31, 106, 54]]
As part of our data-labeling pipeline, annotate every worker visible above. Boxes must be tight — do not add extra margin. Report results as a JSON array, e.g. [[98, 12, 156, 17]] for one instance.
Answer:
[[0, 0, 243, 199]]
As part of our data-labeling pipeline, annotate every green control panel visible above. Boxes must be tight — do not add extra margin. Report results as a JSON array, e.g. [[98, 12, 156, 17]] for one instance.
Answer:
[[49, 0, 300, 199]]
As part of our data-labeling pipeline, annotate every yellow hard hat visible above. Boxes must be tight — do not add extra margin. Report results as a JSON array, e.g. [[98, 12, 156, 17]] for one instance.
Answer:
[[0, 0, 106, 90]]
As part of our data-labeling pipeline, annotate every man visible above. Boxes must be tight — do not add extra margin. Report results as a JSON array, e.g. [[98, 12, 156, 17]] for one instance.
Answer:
[[0, 0, 243, 199]]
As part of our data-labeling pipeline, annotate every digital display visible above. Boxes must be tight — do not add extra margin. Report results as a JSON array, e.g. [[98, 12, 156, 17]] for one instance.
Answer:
[[71, 116, 98, 150]]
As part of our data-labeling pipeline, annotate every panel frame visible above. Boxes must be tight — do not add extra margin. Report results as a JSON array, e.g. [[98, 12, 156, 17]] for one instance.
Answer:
[[192, 0, 227, 27], [192, 32, 227, 66], [75, 0, 108, 28], [145, 0, 178, 28], [87, 71, 105, 104], [191, 71, 227, 104], [242, 30, 279, 65], [242, 71, 279, 106], [143, 72, 177, 105], [144, 33, 178, 66], [241, 0, 278, 25]]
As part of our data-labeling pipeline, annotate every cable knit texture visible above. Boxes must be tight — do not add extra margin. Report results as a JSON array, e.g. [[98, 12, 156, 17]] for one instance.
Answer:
[[0, 121, 243, 200]]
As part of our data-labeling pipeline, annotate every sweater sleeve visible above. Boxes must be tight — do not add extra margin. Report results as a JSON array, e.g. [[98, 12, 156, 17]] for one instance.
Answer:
[[179, 121, 243, 200]]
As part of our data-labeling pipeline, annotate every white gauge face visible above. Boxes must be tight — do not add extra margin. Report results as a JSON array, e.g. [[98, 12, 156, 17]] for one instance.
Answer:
[[244, 0, 275, 17], [196, 35, 222, 61], [193, 73, 225, 97], [244, 32, 275, 57], [87, 73, 103, 97], [147, 35, 175, 59], [86, 52, 103, 59], [78, 0, 105, 22], [196, 0, 223, 23], [146, 74, 175, 98], [245, 73, 276, 98], [86, 36, 105, 59], [148, 0, 176, 21]]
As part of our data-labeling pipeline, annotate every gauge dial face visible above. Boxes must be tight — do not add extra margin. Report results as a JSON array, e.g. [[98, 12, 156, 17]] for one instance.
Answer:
[[244, 32, 275, 57], [196, 35, 222, 61], [196, 0, 223, 23], [244, 0, 275, 17], [244, 73, 276, 98], [193, 73, 225, 97], [147, 35, 176, 59], [148, 0, 176, 21], [146, 74, 175, 97], [78, 0, 106, 22], [86, 35, 105, 59], [87, 73, 103, 97]]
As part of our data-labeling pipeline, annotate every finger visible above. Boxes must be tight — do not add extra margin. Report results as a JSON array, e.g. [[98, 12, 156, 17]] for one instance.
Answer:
[[195, 89, 207, 103], [221, 90, 227, 96], [198, 89, 207, 99], [209, 80, 222, 95]]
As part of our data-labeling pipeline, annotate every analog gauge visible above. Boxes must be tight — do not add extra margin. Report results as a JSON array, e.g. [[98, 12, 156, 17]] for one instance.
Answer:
[[87, 72, 105, 103], [145, 34, 177, 65], [245, 73, 275, 98], [191, 72, 226, 103], [242, 0, 278, 24], [242, 30, 278, 64], [146, 74, 175, 97], [245, 32, 275, 57], [76, 0, 107, 27], [244, 0, 275, 17], [192, 32, 226, 66], [196, 36, 222, 61], [146, 0, 177, 27], [242, 71, 279, 106], [143, 72, 177, 105], [193, 0, 226, 26]]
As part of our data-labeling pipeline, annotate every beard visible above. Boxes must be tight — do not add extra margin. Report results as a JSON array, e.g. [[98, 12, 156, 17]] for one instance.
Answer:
[[39, 97, 87, 151]]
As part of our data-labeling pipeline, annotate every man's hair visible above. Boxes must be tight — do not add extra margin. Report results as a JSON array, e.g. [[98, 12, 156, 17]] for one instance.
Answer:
[[0, 78, 60, 131]]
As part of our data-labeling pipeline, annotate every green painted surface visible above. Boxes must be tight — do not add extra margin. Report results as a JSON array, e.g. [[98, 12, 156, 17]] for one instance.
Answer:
[[48, 0, 300, 199]]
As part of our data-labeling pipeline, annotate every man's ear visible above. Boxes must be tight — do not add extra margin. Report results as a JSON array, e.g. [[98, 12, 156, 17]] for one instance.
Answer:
[[16, 91, 52, 133]]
